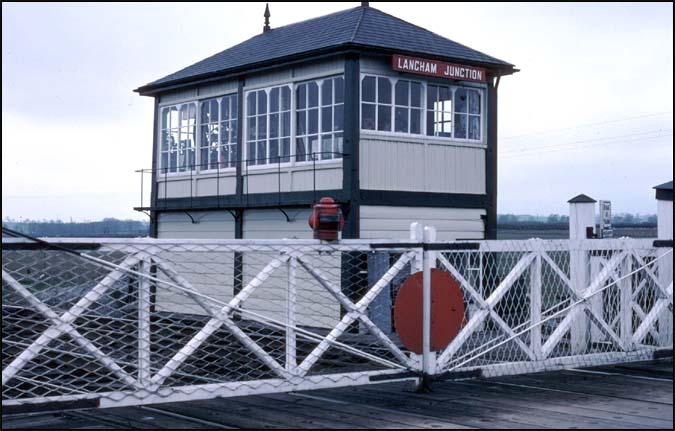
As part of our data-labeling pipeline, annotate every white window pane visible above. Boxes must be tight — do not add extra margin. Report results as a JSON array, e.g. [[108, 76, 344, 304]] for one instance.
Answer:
[[362, 76, 375, 103], [321, 134, 333, 159], [296, 137, 307, 162], [455, 88, 467, 113], [361, 104, 375, 130], [395, 81, 409, 106], [468, 90, 481, 115], [377, 105, 391, 131], [335, 77, 344, 104], [321, 107, 332, 133], [454, 114, 467, 139], [469, 115, 480, 140], [378, 77, 391, 104], [395, 107, 408, 133]]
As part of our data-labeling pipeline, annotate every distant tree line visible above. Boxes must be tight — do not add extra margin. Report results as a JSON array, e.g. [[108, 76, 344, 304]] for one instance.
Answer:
[[2, 217, 150, 238], [497, 213, 657, 230]]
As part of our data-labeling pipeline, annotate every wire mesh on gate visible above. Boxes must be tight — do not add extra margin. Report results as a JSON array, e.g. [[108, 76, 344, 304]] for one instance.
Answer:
[[2, 235, 672, 409], [432, 238, 673, 377], [2, 238, 420, 408]]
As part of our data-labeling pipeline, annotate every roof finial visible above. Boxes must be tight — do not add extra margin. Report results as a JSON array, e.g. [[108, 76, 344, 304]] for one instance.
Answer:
[[263, 3, 271, 33], [361, 2, 369, 7]]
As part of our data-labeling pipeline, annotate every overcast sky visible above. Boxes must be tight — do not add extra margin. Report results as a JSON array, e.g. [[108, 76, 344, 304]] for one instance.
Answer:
[[2, 2, 673, 221]]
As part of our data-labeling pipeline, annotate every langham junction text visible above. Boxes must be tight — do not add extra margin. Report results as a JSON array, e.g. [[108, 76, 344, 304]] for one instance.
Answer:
[[392, 54, 486, 83]]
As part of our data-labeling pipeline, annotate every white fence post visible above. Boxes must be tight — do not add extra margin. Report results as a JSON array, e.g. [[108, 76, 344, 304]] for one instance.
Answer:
[[655, 181, 673, 346], [569, 194, 596, 354], [619, 240, 633, 348], [138, 257, 151, 386], [530, 240, 543, 360], [286, 257, 297, 372], [422, 225, 437, 376]]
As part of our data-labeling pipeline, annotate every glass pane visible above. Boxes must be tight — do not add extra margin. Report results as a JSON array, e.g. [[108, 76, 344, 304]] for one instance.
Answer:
[[281, 138, 290, 163], [378, 77, 391, 104], [201, 101, 209, 123], [270, 87, 280, 113], [439, 86, 452, 112], [220, 121, 229, 144], [334, 132, 343, 157], [426, 111, 435, 136], [411, 82, 422, 107], [377, 105, 391, 131], [362, 104, 375, 130], [269, 139, 279, 162], [308, 82, 319, 107], [281, 112, 290, 137], [395, 107, 408, 133], [257, 91, 267, 115], [247, 92, 256, 116], [162, 107, 170, 129], [309, 135, 320, 159], [270, 113, 279, 138], [321, 107, 332, 133], [281, 86, 291, 111], [395, 81, 409, 106], [297, 84, 306, 109], [257, 116, 267, 140], [442, 121, 452, 135], [468, 89, 481, 115], [296, 111, 306, 136], [455, 88, 467, 113], [334, 105, 343, 131], [169, 151, 177, 172], [454, 114, 467, 139], [411, 109, 421, 134], [161, 152, 168, 171], [321, 134, 333, 159], [161, 130, 169, 151], [308, 108, 318, 134], [362, 76, 375, 103], [469, 115, 480, 140], [257, 141, 267, 164], [321, 79, 333, 106], [247, 141, 256, 165], [221, 97, 230, 121], [248, 117, 257, 140], [231, 119, 238, 143], [231, 95, 238, 118], [335, 77, 344, 104], [209, 148, 218, 170], [296, 137, 307, 162], [427, 85, 437, 109], [200, 148, 209, 169]]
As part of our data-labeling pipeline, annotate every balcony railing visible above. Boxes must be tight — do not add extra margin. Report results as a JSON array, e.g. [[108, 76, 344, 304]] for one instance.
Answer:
[[135, 152, 347, 212]]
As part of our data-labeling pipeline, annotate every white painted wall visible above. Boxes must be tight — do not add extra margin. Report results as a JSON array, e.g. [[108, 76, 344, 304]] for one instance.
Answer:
[[657, 200, 673, 240], [360, 205, 485, 240], [157, 211, 236, 239], [360, 134, 486, 194]]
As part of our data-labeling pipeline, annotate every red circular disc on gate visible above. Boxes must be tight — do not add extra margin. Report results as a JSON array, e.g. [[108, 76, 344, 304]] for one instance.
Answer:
[[393, 269, 464, 354]]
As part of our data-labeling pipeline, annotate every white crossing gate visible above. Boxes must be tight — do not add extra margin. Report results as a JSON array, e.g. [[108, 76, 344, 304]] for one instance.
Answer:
[[2, 231, 672, 410]]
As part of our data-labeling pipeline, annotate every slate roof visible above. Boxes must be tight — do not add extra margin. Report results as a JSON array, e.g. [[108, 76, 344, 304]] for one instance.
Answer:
[[568, 194, 597, 204], [653, 180, 673, 191], [136, 5, 516, 94]]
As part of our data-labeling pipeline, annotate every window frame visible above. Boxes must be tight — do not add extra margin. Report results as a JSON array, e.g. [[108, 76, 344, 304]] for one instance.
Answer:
[[157, 93, 240, 177], [158, 101, 198, 177], [359, 72, 487, 145], [242, 74, 345, 171]]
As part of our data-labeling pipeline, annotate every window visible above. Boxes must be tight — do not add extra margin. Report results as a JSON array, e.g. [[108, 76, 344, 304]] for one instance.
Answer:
[[296, 76, 344, 162], [362, 75, 423, 136], [160, 102, 196, 173], [199, 94, 238, 171], [427, 84, 452, 138], [246, 85, 292, 166], [454, 88, 482, 140], [395, 80, 422, 134]]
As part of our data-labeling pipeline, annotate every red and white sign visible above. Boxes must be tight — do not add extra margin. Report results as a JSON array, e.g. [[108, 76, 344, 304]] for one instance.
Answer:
[[392, 54, 486, 83]]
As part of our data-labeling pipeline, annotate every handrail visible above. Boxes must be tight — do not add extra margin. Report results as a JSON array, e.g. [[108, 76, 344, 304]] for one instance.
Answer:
[[135, 152, 349, 211]]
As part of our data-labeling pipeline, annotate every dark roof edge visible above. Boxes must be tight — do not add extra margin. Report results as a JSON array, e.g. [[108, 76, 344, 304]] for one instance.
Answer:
[[135, 44, 517, 96], [568, 194, 597, 204], [654, 180, 673, 201]]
